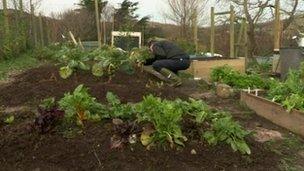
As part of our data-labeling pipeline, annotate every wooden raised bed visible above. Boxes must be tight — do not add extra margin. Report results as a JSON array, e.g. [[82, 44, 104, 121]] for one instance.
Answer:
[[187, 57, 245, 80], [240, 91, 304, 137]]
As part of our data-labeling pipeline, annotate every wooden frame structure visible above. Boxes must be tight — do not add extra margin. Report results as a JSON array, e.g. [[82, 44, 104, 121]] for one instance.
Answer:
[[111, 31, 142, 48], [210, 5, 236, 58], [241, 91, 304, 137]]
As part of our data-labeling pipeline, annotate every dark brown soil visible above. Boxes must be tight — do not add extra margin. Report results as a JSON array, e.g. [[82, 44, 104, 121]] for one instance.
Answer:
[[0, 116, 278, 171], [0, 65, 280, 170], [0, 65, 186, 107]]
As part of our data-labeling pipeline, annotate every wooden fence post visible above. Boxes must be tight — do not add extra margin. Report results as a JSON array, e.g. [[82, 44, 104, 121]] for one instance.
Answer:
[[210, 7, 215, 56], [39, 13, 44, 46], [95, 0, 102, 48], [244, 20, 248, 69], [30, 1, 38, 47], [235, 18, 246, 58], [230, 5, 235, 58], [3, 0, 10, 36], [274, 0, 281, 52], [193, 9, 198, 54]]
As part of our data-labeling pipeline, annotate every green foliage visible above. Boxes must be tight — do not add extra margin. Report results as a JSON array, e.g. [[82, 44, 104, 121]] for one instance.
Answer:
[[176, 98, 211, 124], [247, 61, 272, 75], [129, 47, 152, 64], [0, 53, 40, 81], [105, 92, 134, 119], [267, 64, 304, 112], [58, 85, 106, 126], [203, 116, 251, 155], [79, 0, 108, 12], [56, 46, 90, 79], [33, 43, 63, 61], [136, 95, 187, 147], [39, 97, 56, 110], [90, 46, 134, 77], [0, 10, 28, 59], [211, 65, 268, 89], [282, 94, 304, 112], [4, 115, 15, 124]]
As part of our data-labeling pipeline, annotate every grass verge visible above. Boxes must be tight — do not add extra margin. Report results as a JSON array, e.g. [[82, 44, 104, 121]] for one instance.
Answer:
[[0, 52, 40, 81]]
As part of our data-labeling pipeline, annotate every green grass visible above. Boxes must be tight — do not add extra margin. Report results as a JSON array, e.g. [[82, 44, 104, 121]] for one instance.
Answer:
[[0, 52, 40, 81], [266, 135, 304, 171]]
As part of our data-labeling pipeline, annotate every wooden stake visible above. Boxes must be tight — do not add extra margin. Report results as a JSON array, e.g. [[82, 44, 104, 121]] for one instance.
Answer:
[[274, 0, 281, 52], [103, 16, 106, 45], [230, 5, 235, 58], [193, 9, 198, 54], [39, 13, 44, 46], [3, 0, 10, 36], [112, 13, 115, 32], [244, 21, 248, 69], [95, 0, 102, 48], [235, 18, 246, 58], [69, 31, 78, 46], [78, 38, 85, 50], [30, 2, 38, 47], [210, 7, 215, 56]]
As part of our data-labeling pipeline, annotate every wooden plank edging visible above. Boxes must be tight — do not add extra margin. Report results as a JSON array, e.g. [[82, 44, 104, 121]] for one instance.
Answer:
[[240, 91, 304, 137]]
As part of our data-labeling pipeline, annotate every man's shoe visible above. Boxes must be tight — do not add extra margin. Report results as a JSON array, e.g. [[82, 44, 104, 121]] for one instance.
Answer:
[[143, 66, 169, 82], [159, 68, 182, 87]]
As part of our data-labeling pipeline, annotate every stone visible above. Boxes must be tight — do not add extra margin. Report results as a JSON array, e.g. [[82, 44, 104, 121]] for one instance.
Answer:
[[253, 127, 283, 143], [216, 84, 234, 98], [191, 149, 197, 155]]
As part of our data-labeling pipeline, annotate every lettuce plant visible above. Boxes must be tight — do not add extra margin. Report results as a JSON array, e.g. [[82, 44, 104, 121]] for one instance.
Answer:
[[105, 92, 135, 119], [58, 85, 106, 126], [90, 46, 134, 77], [33, 98, 64, 133], [56, 46, 90, 79], [203, 116, 251, 155], [136, 95, 187, 148]]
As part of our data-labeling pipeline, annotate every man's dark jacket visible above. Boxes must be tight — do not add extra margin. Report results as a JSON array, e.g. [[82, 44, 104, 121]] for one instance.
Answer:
[[152, 41, 188, 59]]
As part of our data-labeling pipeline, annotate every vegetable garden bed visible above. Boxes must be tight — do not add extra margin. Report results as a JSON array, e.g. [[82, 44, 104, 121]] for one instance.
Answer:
[[241, 91, 304, 137], [0, 65, 280, 170]]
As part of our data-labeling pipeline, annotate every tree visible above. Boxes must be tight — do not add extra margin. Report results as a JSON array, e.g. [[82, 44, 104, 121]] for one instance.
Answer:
[[79, 0, 107, 13], [163, 0, 206, 39], [227, 0, 300, 58], [114, 0, 144, 31]]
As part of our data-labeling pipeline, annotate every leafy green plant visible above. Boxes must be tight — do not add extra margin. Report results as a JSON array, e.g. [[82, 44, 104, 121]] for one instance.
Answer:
[[211, 65, 268, 89], [136, 95, 187, 148], [39, 97, 56, 110], [129, 47, 152, 65], [203, 116, 251, 155], [4, 115, 15, 124], [282, 94, 304, 112], [56, 46, 90, 79], [90, 46, 134, 77], [176, 98, 211, 124], [58, 85, 106, 126], [267, 67, 304, 112], [105, 92, 135, 119]]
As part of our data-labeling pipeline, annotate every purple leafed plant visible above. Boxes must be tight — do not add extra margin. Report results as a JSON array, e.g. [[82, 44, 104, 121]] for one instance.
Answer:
[[33, 107, 65, 134]]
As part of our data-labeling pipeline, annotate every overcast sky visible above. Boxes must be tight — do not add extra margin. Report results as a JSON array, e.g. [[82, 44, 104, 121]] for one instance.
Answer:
[[39, 0, 167, 22]]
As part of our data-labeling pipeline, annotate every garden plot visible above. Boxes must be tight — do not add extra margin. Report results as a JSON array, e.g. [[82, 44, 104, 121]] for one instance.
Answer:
[[0, 64, 279, 170], [0, 46, 303, 170]]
